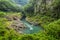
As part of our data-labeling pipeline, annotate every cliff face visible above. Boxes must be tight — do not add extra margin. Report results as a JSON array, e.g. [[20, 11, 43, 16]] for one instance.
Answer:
[[34, 0, 56, 14]]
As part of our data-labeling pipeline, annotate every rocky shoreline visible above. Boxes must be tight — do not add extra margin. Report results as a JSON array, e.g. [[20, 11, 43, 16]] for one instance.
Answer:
[[5, 14, 26, 33], [4, 13, 40, 34], [26, 17, 40, 26]]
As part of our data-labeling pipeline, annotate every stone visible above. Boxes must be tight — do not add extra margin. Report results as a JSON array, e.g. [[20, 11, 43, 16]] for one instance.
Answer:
[[10, 20, 26, 32]]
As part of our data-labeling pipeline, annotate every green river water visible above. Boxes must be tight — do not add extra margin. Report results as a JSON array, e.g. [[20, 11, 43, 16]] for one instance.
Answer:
[[21, 19, 43, 34]]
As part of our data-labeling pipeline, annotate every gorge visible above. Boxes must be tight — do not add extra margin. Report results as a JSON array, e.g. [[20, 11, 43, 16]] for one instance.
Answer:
[[8, 0, 43, 34]]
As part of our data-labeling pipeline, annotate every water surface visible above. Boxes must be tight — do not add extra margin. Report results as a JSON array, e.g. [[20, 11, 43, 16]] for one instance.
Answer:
[[21, 19, 43, 34]]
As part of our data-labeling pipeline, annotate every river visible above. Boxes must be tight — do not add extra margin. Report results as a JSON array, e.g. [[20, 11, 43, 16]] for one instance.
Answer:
[[11, 0, 43, 34], [21, 18, 43, 34]]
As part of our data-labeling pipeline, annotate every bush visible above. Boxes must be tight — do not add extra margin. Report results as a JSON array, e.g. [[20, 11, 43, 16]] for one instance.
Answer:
[[44, 19, 60, 39]]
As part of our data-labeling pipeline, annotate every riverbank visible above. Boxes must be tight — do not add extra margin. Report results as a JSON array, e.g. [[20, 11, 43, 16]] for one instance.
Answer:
[[0, 11, 27, 33], [0, 11, 42, 34], [26, 15, 56, 27], [0, 11, 60, 40], [4, 12, 27, 34]]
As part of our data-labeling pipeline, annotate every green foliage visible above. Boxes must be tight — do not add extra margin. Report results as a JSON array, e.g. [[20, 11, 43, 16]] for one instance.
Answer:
[[0, 0, 60, 40], [0, 11, 60, 40], [44, 19, 60, 39], [23, 4, 33, 12], [26, 15, 55, 26], [0, 18, 23, 40], [0, 11, 6, 17], [0, 0, 22, 12]]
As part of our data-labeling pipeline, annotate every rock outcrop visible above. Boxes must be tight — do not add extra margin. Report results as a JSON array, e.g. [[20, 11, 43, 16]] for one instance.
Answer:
[[5, 14, 26, 33], [26, 17, 40, 26]]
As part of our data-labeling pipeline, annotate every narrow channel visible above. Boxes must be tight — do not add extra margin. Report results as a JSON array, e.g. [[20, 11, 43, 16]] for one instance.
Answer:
[[21, 16, 43, 34]]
